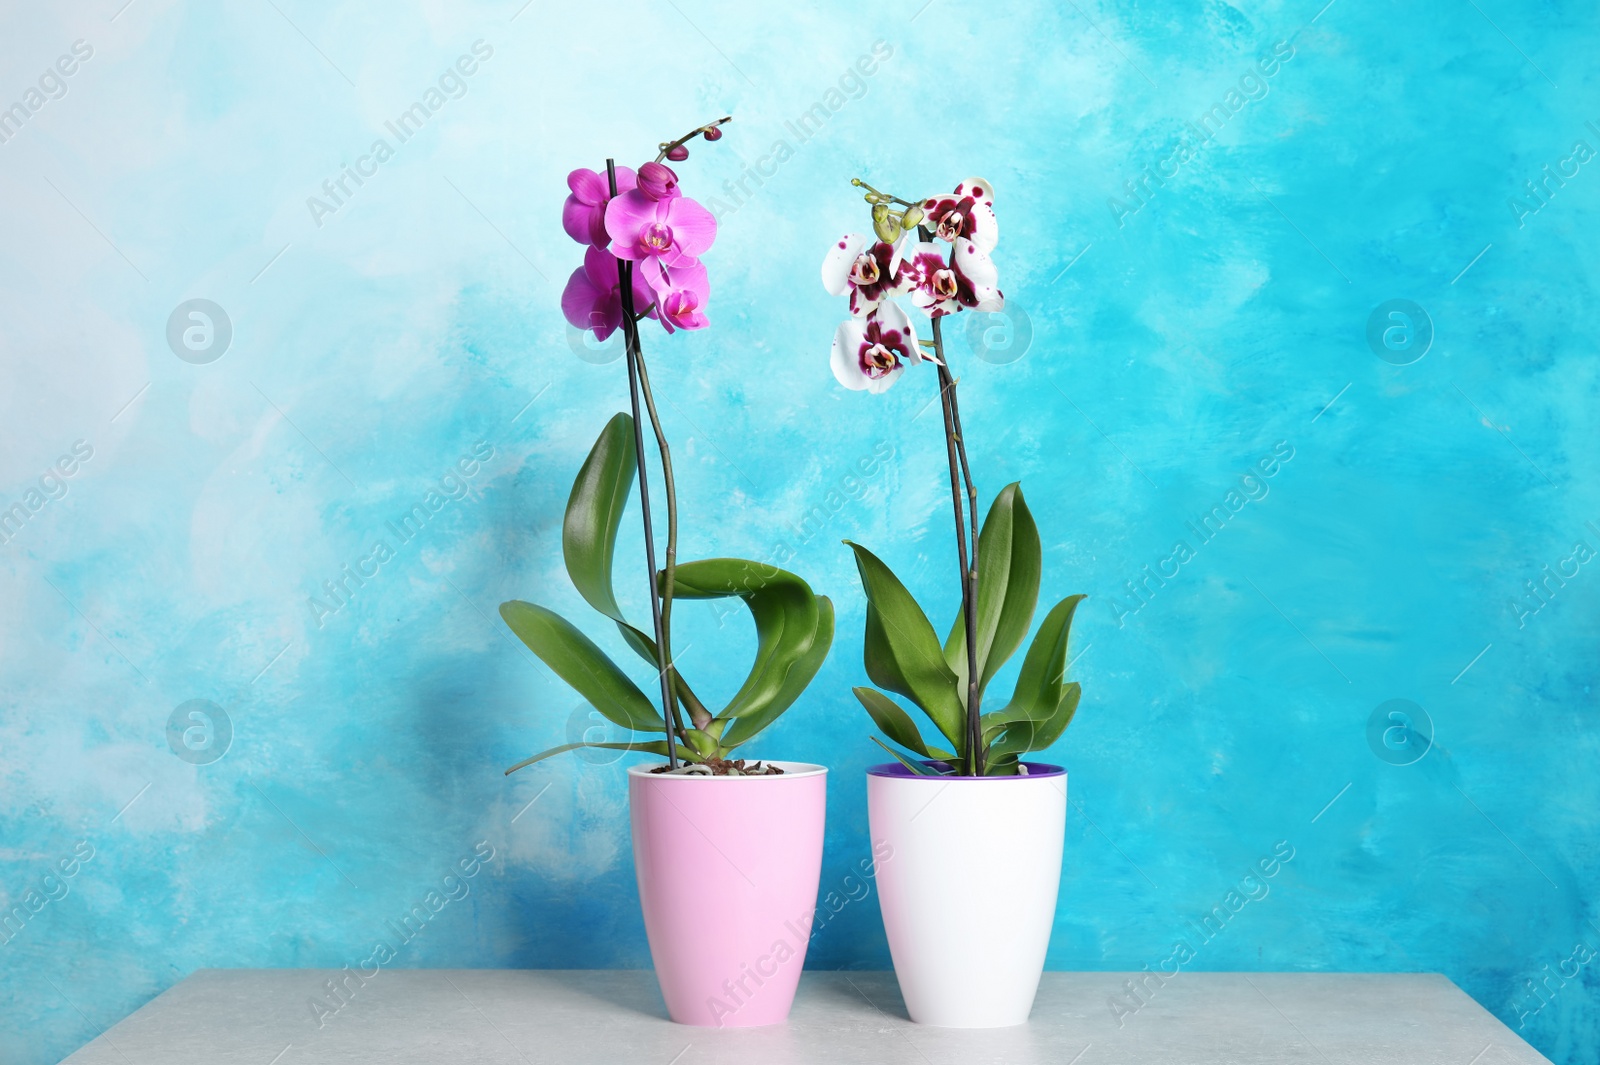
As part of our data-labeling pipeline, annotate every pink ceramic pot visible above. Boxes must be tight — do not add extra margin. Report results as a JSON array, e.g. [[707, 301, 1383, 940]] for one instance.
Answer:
[[629, 761, 827, 1027]]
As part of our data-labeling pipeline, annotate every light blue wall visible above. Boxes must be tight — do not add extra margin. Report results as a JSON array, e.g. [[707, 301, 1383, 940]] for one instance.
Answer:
[[1, 1, 1596, 1062]]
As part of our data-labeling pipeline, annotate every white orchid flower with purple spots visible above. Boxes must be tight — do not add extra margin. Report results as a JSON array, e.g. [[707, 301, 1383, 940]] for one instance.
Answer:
[[831, 301, 921, 394], [919, 177, 997, 254], [900, 239, 1003, 318], [821, 234, 909, 316]]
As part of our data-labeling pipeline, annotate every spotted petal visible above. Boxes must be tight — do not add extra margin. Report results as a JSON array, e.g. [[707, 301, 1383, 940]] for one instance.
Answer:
[[822, 233, 871, 296], [963, 200, 998, 254], [954, 239, 1003, 311], [830, 301, 919, 395], [955, 177, 994, 206]]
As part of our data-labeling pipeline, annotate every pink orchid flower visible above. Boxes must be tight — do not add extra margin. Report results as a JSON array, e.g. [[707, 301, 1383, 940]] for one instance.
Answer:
[[563, 166, 637, 248], [900, 239, 1003, 318], [920, 177, 998, 254], [605, 190, 717, 267], [831, 301, 920, 394], [561, 245, 657, 341], [821, 233, 908, 316], [640, 257, 710, 333]]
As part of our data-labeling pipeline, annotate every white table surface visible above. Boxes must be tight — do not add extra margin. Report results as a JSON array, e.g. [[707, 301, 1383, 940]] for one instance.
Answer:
[[57, 969, 1552, 1064]]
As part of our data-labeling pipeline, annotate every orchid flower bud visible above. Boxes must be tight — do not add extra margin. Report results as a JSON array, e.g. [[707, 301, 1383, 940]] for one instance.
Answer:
[[637, 161, 681, 200], [871, 203, 900, 243]]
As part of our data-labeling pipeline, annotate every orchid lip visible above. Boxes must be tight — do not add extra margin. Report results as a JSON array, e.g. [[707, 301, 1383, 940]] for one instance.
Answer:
[[861, 342, 897, 377], [665, 290, 699, 318], [641, 221, 674, 254], [850, 254, 880, 286]]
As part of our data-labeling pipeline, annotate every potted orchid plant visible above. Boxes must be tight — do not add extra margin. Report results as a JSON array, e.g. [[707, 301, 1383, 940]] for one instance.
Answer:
[[499, 118, 834, 1028], [821, 177, 1085, 1027]]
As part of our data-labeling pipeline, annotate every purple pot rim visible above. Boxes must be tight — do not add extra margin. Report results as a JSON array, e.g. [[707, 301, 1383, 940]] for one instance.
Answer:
[[865, 760, 1065, 780]]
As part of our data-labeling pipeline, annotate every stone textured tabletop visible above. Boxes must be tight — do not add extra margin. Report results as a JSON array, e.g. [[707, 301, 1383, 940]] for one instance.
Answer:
[[58, 969, 1551, 1064]]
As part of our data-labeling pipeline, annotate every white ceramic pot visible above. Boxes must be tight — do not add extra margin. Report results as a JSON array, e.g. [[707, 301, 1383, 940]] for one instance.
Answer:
[[867, 761, 1067, 1027]]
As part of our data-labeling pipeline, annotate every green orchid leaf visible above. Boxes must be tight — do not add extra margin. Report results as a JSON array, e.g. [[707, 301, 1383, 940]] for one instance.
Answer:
[[682, 728, 718, 758], [499, 600, 664, 733], [555, 415, 678, 665], [721, 595, 833, 749], [555, 413, 717, 729], [988, 682, 1081, 760], [658, 559, 834, 748], [845, 541, 967, 752], [563, 413, 638, 625], [870, 735, 950, 776], [854, 686, 931, 756], [991, 593, 1085, 725], [944, 483, 1042, 702], [504, 739, 682, 775]]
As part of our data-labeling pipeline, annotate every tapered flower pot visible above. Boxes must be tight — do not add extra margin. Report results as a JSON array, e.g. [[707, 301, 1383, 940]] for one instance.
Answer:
[[867, 761, 1066, 1027], [629, 762, 827, 1027]]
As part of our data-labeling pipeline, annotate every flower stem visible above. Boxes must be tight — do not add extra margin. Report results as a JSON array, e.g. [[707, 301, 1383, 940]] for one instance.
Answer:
[[944, 358, 983, 774], [632, 346, 696, 737], [608, 158, 681, 768], [850, 177, 919, 208], [931, 314, 984, 775], [656, 117, 733, 163]]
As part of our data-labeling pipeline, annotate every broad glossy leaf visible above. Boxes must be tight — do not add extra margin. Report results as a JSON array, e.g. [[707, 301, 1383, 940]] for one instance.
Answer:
[[564, 413, 638, 623], [556, 413, 672, 668], [846, 542, 966, 751], [944, 483, 1041, 701], [504, 739, 677, 775], [659, 558, 834, 748], [555, 413, 712, 729], [854, 687, 958, 761], [989, 682, 1080, 760], [870, 735, 950, 775], [499, 600, 664, 733], [723, 596, 832, 749], [993, 593, 1084, 724], [855, 687, 929, 756]]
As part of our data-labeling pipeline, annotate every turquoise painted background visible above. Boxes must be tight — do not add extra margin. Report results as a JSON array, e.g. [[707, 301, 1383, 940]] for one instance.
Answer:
[[2, 0, 1597, 1061]]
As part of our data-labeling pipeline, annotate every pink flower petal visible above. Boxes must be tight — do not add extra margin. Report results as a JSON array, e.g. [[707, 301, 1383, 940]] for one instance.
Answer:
[[663, 196, 717, 258], [562, 266, 622, 340], [562, 195, 598, 245], [567, 168, 607, 204], [569, 166, 635, 202], [640, 257, 709, 333], [604, 190, 666, 261], [583, 245, 622, 290]]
